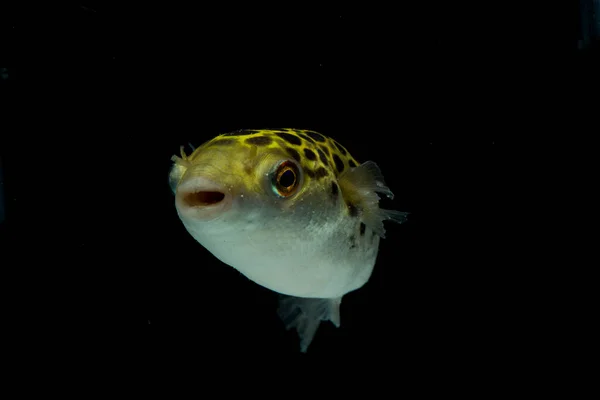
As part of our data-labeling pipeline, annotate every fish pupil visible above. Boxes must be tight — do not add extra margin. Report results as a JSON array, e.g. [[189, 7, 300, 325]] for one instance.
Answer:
[[279, 169, 296, 188], [272, 160, 300, 197]]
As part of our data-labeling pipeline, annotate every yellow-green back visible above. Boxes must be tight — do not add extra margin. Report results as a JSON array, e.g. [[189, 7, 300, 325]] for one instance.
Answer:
[[190, 128, 360, 182]]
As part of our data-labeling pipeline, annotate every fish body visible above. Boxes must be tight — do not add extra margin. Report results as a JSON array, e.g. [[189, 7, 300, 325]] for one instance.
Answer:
[[169, 129, 408, 351]]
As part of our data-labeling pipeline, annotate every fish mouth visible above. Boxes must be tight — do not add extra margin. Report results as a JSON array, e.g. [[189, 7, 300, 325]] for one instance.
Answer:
[[175, 176, 231, 218], [183, 190, 226, 207]]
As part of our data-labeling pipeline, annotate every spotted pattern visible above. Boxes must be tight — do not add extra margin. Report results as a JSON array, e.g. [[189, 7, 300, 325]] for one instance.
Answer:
[[303, 148, 317, 161], [332, 154, 345, 173], [305, 131, 326, 142], [209, 130, 358, 179], [202, 129, 360, 209], [347, 221, 375, 250], [317, 149, 329, 166], [348, 202, 359, 217], [246, 136, 273, 146], [305, 166, 329, 179], [333, 141, 347, 156], [229, 128, 358, 178], [314, 167, 328, 179], [275, 132, 302, 146], [285, 147, 301, 163], [298, 132, 316, 143], [331, 181, 339, 197]]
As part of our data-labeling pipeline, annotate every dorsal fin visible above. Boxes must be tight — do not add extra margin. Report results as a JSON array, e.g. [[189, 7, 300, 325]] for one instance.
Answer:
[[338, 161, 409, 238]]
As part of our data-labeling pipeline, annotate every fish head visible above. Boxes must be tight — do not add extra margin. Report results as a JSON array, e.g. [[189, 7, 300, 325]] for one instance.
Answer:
[[169, 131, 342, 266]]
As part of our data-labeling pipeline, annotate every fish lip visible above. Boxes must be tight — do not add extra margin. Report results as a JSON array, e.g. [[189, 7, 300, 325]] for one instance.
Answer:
[[175, 176, 232, 219]]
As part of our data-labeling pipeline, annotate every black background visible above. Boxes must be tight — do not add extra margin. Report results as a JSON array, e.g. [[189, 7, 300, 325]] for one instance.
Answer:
[[0, 2, 595, 367]]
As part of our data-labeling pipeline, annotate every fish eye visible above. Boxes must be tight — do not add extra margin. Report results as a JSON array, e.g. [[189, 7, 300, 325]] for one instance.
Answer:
[[272, 160, 300, 198]]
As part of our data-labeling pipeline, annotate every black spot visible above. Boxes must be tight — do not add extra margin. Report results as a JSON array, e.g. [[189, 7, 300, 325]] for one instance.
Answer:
[[349, 159, 358, 168], [305, 131, 326, 142], [305, 168, 315, 178], [210, 139, 235, 146], [333, 141, 347, 156], [223, 130, 256, 136], [275, 132, 302, 146], [314, 167, 328, 179], [317, 149, 329, 166], [349, 235, 356, 249], [285, 147, 301, 163], [348, 202, 359, 217], [333, 154, 345, 173], [245, 136, 273, 146], [303, 148, 316, 160], [360, 222, 366, 236], [331, 181, 339, 197], [319, 145, 330, 155], [298, 133, 316, 143]]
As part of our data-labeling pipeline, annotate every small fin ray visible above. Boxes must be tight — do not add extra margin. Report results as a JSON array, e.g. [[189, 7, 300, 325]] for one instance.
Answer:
[[382, 209, 410, 224], [277, 296, 342, 352]]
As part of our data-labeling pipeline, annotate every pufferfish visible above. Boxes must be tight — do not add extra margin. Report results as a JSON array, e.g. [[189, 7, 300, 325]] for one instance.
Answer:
[[169, 129, 408, 352]]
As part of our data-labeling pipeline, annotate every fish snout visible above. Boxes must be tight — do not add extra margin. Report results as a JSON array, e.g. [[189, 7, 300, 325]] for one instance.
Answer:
[[175, 176, 232, 219]]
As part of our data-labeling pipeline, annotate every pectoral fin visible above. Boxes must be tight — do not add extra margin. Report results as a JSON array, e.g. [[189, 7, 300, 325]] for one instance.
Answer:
[[338, 161, 409, 238]]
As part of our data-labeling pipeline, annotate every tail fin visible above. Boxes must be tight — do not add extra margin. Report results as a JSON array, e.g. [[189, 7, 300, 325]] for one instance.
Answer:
[[277, 296, 342, 353]]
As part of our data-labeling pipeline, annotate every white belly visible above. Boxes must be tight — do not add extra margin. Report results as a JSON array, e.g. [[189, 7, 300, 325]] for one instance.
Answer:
[[185, 220, 380, 298]]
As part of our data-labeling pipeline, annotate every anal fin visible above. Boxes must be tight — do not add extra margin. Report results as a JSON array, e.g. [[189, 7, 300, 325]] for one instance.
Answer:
[[277, 296, 342, 353]]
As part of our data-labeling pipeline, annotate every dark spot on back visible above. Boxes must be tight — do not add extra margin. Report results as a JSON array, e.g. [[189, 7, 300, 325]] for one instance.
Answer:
[[210, 139, 235, 146], [305, 168, 315, 178], [333, 154, 345, 173], [275, 132, 302, 146], [303, 148, 316, 160], [305, 131, 326, 142], [349, 159, 358, 168], [360, 222, 366, 236], [314, 167, 328, 179], [348, 202, 359, 217], [223, 130, 256, 136], [319, 145, 330, 155], [333, 141, 347, 156], [298, 133, 316, 143], [331, 181, 339, 197], [245, 136, 273, 146], [285, 147, 301, 163], [317, 149, 329, 166]]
